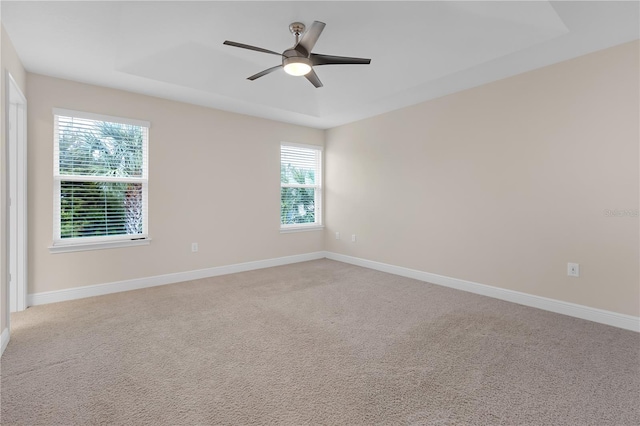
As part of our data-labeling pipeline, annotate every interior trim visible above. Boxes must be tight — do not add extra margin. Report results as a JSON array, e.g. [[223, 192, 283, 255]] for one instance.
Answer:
[[26, 251, 639, 332], [325, 252, 640, 332], [28, 252, 325, 306], [1, 328, 10, 356]]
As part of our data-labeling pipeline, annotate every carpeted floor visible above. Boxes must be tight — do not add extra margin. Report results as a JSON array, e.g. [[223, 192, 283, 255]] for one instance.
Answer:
[[1, 259, 639, 425]]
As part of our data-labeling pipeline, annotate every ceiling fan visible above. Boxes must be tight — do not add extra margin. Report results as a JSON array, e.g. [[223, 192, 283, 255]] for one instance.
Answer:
[[223, 21, 371, 88]]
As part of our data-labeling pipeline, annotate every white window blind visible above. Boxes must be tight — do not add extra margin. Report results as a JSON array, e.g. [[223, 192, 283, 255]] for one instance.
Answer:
[[281, 143, 322, 229], [53, 109, 149, 248]]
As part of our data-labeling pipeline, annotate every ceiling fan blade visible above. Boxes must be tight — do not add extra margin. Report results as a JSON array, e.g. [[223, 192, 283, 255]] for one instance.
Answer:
[[304, 69, 323, 88], [311, 54, 371, 66], [247, 65, 282, 81], [223, 40, 282, 56], [295, 21, 326, 55]]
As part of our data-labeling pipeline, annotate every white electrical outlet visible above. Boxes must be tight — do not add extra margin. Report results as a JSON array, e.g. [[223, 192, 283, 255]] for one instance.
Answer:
[[335, 232, 340, 240], [191, 242, 198, 253], [351, 234, 356, 242], [567, 262, 579, 277]]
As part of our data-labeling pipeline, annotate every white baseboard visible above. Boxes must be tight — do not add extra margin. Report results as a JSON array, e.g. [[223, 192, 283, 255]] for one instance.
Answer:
[[1, 327, 9, 356], [325, 252, 640, 332], [26, 250, 639, 333], [28, 251, 325, 306]]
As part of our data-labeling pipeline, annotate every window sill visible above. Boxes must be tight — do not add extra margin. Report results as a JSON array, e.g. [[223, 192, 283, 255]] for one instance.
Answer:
[[280, 225, 324, 234], [49, 238, 151, 254]]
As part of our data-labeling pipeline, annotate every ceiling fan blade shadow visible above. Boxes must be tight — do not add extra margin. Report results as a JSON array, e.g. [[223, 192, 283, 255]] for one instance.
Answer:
[[295, 21, 326, 55], [223, 40, 282, 56], [248, 65, 283, 81], [311, 54, 371, 66], [304, 69, 323, 88]]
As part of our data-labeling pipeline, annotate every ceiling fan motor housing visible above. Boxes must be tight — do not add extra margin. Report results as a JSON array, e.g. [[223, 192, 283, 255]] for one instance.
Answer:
[[282, 52, 312, 76], [283, 48, 309, 60], [283, 47, 312, 75], [283, 56, 312, 67]]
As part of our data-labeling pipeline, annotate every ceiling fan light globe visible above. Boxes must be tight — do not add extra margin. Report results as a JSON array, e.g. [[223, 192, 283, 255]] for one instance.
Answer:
[[283, 57, 312, 76], [284, 63, 311, 76]]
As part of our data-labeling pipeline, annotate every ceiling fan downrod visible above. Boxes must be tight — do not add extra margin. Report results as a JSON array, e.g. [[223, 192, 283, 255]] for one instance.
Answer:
[[289, 22, 306, 45]]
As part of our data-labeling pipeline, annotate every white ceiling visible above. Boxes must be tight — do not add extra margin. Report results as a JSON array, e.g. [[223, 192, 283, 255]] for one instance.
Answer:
[[2, 1, 639, 129]]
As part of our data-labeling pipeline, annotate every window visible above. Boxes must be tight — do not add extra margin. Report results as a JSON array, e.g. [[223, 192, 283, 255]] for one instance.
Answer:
[[280, 143, 323, 231], [52, 109, 150, 252]]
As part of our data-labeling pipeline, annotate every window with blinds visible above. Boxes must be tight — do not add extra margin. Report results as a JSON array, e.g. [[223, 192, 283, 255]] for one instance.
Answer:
[[53, 109, 149, 248], [281, 143, 322, 230]]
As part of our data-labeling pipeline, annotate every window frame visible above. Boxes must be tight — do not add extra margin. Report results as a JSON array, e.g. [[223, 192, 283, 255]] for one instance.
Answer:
[[50, 108, 151, 253], [280, 142, 324, 233]]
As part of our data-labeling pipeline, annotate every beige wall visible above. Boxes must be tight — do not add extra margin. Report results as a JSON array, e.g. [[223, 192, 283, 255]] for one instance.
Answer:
[[1, 24, 27, 335], [15, 39, 640, 322], [27, 74, 324, 294], [325, 40, 640, 317]]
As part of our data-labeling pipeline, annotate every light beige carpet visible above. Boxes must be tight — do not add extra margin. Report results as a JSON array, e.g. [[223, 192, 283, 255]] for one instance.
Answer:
[[1, 259, 639, 425]]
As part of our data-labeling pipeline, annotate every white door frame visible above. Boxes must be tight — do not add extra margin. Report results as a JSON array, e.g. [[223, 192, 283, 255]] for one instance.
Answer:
[[6, 71, 27, 313]]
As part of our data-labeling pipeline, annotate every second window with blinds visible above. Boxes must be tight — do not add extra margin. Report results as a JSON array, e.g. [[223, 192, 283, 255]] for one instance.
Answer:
[[280, 143, 323, 231]]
